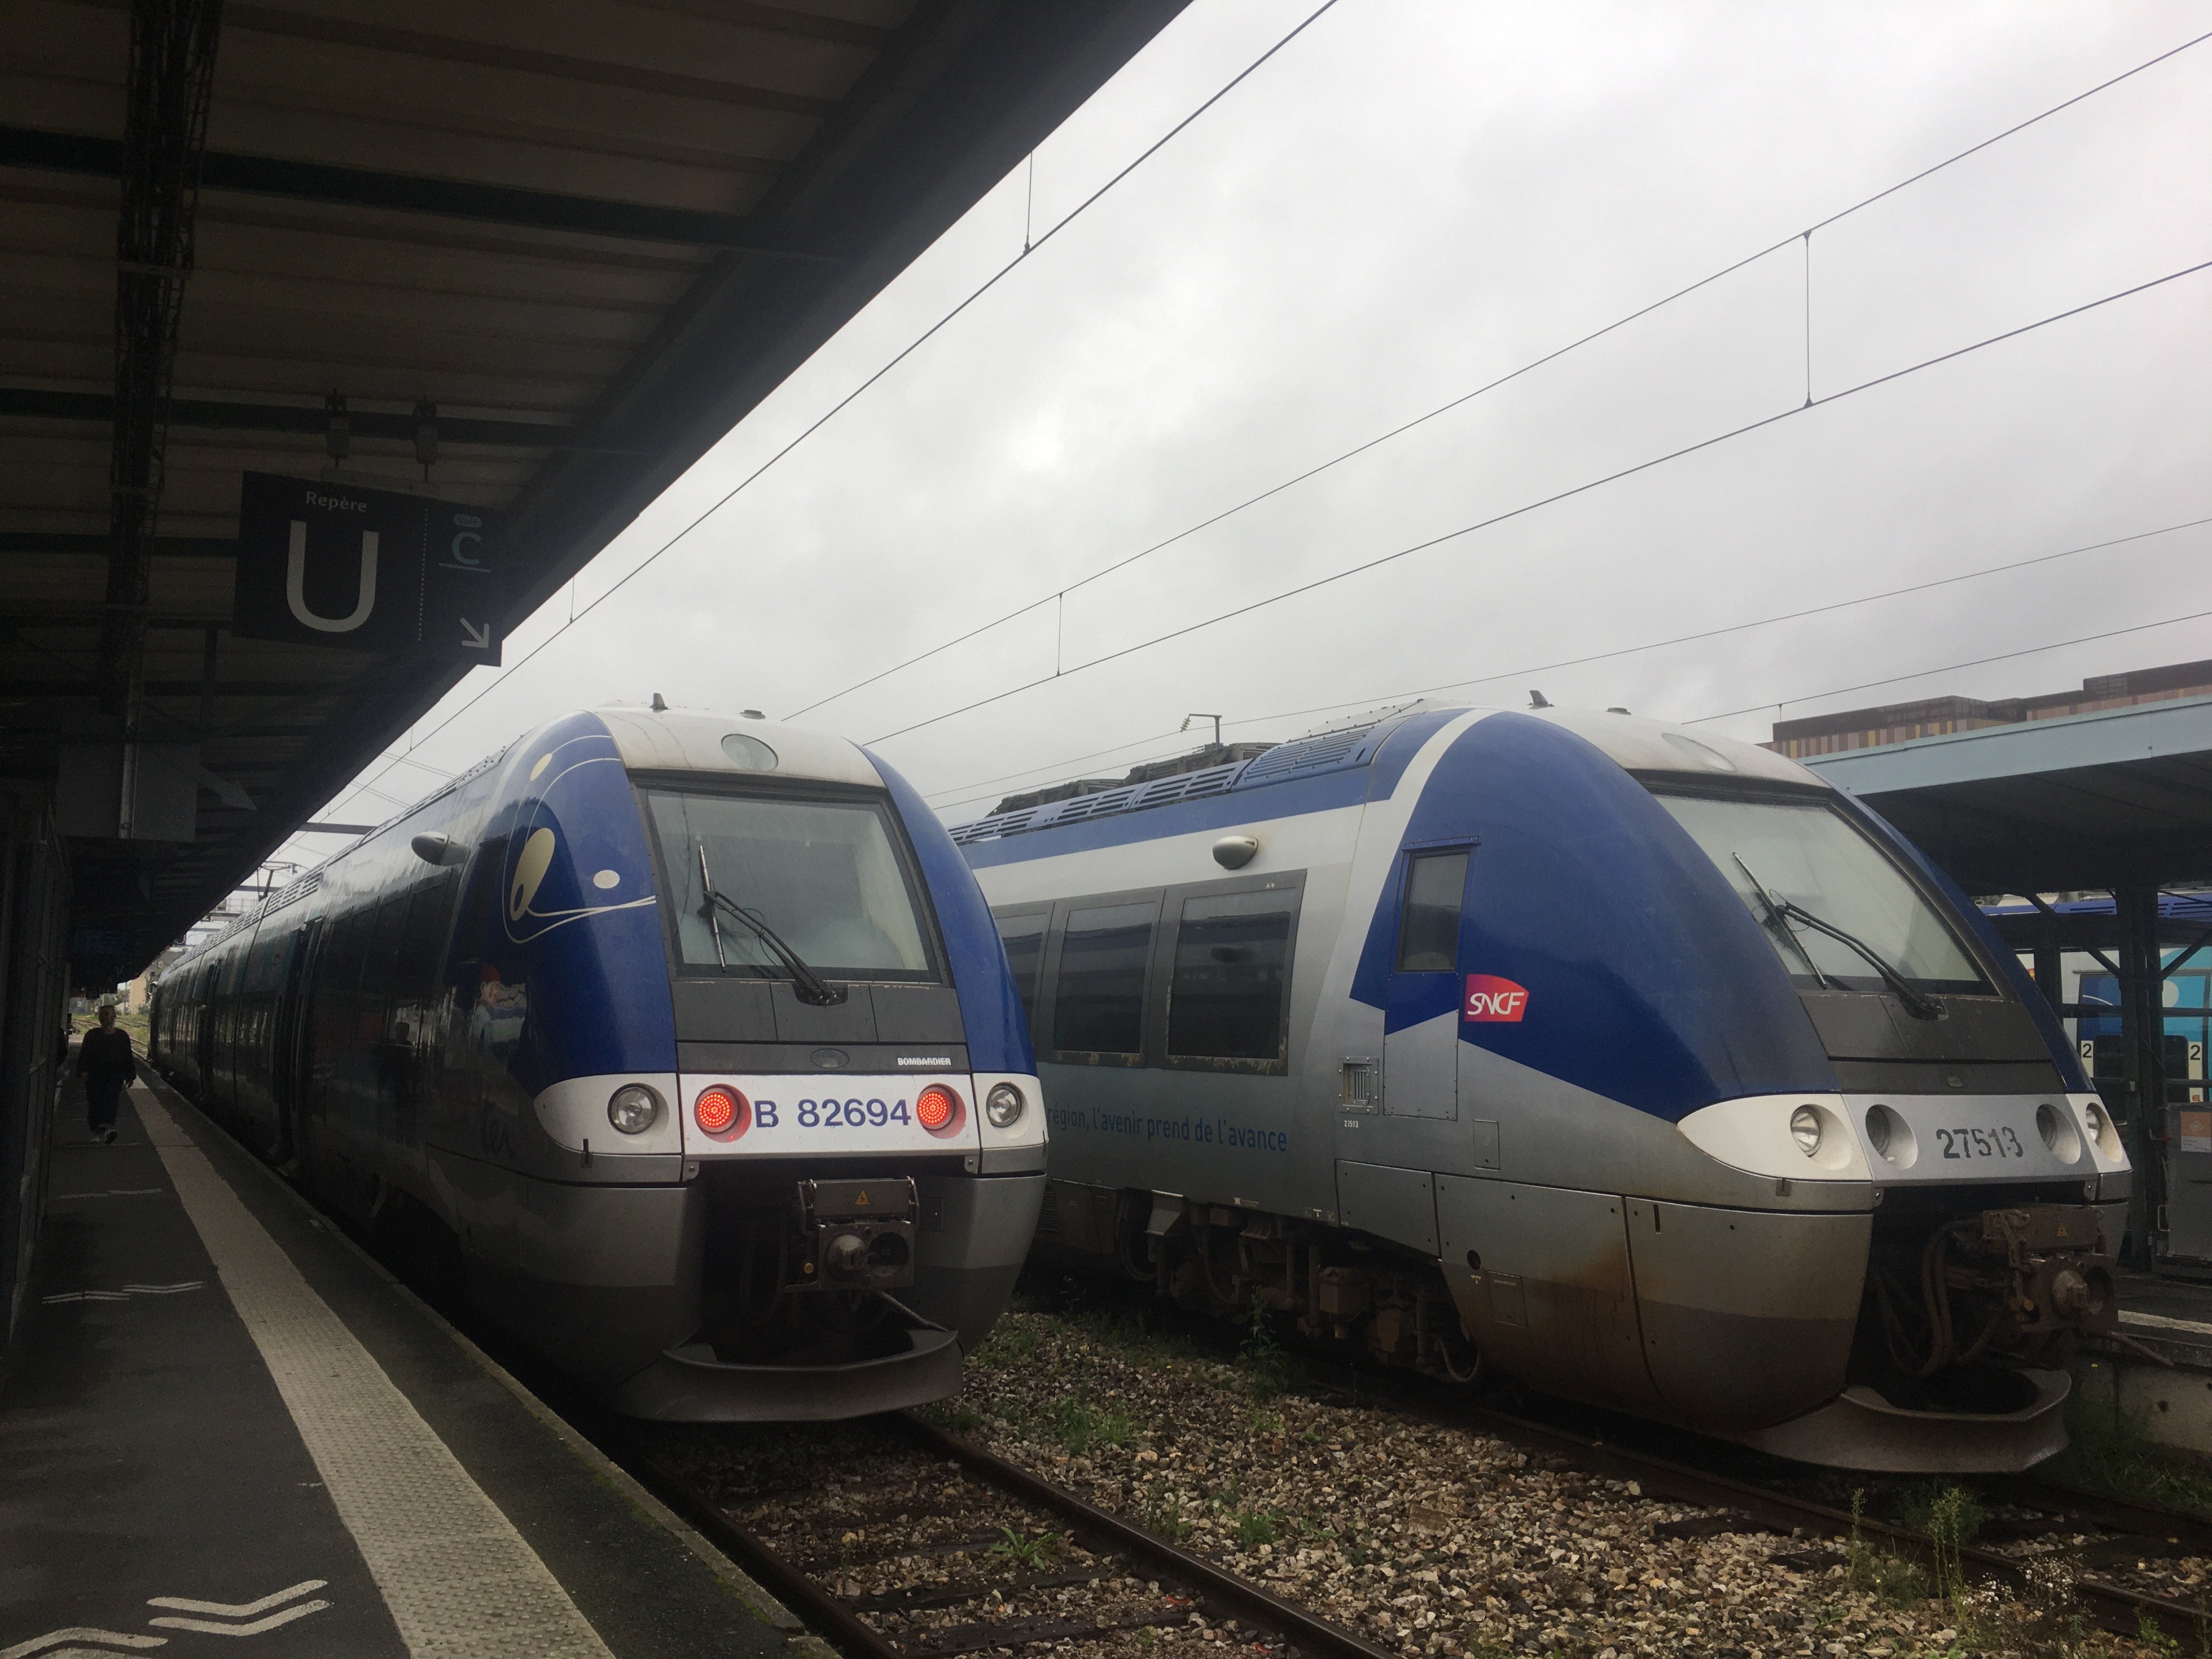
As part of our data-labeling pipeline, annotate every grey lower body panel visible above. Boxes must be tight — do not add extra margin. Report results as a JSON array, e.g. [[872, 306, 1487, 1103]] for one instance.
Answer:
[[610, 1321, 964, 1422], [1722, 1369, 2072, 1472], [906, 1172, 1043, 1349]]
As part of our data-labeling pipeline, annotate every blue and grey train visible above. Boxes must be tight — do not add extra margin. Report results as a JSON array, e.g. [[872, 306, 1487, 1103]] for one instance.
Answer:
[[953, 703, 2129, 1471], [151, 707, 1045, 1420]]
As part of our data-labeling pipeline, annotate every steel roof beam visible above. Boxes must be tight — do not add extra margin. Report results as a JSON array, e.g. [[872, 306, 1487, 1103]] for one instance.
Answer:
[[0, 388, 632, 451], [0, 126, 848, 255], [0, 534, 235, 556]]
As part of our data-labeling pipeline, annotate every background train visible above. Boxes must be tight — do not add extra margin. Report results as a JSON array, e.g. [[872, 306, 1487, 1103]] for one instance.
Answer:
[[952, 701, 2129, 1471], [152, 706, 1045, 1420]]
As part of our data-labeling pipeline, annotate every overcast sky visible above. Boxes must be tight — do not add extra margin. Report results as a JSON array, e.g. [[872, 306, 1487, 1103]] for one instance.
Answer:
[[287, 0, 2212, 870]]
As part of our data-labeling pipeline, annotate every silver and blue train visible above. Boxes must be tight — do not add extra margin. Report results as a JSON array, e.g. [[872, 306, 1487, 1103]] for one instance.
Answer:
[[151, 706, 1044, 1420], [954, 703, 2129, 1471]]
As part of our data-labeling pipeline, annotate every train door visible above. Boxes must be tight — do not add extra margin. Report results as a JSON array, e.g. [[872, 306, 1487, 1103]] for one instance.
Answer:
[[269, 916, 321, 1160], [1380, 846, 1470, 1121], [193, 961, 217, 1091]]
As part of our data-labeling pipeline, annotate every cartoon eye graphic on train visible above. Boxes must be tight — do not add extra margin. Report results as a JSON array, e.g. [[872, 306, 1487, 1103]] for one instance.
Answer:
[[502, 750, 657, 944]]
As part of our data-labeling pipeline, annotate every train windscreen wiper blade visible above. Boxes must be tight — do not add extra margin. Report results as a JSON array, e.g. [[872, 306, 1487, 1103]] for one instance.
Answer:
[[704, 888, 847, 1006], [695, 844, 845, 1006], [1733, 854, 1943, 1022]]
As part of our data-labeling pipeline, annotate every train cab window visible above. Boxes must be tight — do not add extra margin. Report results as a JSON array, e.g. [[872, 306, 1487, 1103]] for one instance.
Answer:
[[645, 790, 935, 981], [1167, 891, 1297, 1063], [994, 914, 1047, 1028], [1051, 902, 1154, 1056], [1396, 850, 1469, 972], [1655, 793, 1990, 996]]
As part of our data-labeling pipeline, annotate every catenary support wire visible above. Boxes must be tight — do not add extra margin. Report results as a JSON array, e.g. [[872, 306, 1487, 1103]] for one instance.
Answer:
[[785, 25, 2212, 724], [317, 0, 1347, 823], [864, 257, 2212, 747]]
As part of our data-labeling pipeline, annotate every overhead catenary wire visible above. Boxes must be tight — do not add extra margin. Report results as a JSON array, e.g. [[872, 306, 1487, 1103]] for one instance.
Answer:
[[1683, 607, 2212, 729], [315, 0, 1347, 822], [932, 597, 2212, 822], [785, 24, 2212, 725], [864, 255, 2212, 748], [917, 514, 2212, 808]]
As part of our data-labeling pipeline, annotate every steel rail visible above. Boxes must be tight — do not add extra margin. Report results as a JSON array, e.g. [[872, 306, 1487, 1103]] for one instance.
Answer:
[[1997, 1476, 2212, 1557], [622, 1443, 907, 1659], [899, 1413, 1401, 1659]]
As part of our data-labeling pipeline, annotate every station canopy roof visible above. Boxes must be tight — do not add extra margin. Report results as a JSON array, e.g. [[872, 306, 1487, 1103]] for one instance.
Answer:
[[1802, 692, 2212, 896], [1, 0, 1186, 980]]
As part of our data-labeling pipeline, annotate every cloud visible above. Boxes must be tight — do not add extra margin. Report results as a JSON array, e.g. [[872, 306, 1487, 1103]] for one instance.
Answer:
[[301, 0, 2212, 853]]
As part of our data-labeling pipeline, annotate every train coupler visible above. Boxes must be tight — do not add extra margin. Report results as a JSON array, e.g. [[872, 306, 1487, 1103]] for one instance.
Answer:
[[791, 1177, 917, 1294], [1967, 1205, 2117, 1341]]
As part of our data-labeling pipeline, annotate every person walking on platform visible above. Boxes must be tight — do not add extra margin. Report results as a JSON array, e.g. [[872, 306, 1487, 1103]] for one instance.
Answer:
[[77, 1002, 134, 1145]]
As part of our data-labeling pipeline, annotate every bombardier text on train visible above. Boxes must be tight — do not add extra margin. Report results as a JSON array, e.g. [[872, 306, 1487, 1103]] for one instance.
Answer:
[[955, 702, 2128, 1473], [151, 706, 1043, 1421]]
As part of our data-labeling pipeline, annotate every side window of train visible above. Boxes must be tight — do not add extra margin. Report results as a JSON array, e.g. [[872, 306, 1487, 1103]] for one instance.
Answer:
[[1049, 899, 1158, 1062], [1165, 886, 1301, 1072], [1396, 848, 1470, 973], [991, 909, 1049, 1040]]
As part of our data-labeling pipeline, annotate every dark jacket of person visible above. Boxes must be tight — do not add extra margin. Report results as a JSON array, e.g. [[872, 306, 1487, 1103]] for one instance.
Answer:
[[77, 1024, 135, 1082]]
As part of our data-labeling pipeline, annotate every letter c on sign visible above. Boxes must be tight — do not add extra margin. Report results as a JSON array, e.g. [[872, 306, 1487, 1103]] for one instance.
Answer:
[[450, 531, 482, 565], [1464, 974, 1530, 1023]]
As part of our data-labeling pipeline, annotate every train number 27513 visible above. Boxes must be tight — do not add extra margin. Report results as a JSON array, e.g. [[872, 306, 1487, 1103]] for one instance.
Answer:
[[1936, 1125, 2024, 1159]]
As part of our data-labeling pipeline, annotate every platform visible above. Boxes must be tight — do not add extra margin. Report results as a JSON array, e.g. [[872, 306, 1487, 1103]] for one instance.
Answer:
[[2, 1063, 815, 1659]]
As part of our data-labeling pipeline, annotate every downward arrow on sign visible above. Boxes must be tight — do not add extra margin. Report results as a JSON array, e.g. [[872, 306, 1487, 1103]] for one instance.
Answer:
[[459, 619, 492, 650]]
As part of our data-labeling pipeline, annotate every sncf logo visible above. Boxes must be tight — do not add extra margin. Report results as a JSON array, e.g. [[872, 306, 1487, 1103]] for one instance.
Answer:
[[1464, 974, 1529, 1023]]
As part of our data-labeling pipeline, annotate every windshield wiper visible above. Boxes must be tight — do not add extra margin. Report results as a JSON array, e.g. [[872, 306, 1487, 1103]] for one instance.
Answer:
[[696, 846, 845, 1006], [1733, 854, 1944, 1021]]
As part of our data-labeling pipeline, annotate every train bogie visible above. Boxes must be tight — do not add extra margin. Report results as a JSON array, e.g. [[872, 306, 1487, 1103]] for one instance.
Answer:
[[152, 706, 1045, 1421], [957, 703, 2126, 1471]]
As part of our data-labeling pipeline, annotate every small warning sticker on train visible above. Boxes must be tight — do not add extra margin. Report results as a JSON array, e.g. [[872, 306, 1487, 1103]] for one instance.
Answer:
[[2181, 1110, 2212, 1155], [1464, 975, 1529, 1023]]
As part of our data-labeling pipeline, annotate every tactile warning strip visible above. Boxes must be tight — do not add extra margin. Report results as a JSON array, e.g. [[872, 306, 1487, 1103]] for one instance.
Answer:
[[133, 1086, 613, 1659]]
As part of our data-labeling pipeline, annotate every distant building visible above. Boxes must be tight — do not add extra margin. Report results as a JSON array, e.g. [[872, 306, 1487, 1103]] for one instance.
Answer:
[[1768, 657, 2212, 760]]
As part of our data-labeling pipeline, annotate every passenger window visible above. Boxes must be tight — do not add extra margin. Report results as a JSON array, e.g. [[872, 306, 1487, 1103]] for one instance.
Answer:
[[1396, 849, 1469, 972], [1167, 891, 1296, 1062], [1051, 902, 1154, 1055], [994, 915, 1046, 1028]]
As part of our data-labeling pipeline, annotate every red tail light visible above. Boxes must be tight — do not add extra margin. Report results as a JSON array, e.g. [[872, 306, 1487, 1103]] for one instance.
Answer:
[[915, 1084, 962, 1135], [695, 1085, 748, 1138]]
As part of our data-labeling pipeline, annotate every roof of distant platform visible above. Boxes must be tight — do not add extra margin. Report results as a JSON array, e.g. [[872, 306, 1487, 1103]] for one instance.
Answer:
[[1804, 692, 2212, 893], [1, 0, 1188, 979]]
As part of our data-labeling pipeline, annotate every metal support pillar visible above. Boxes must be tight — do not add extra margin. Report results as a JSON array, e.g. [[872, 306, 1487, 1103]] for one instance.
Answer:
[[2032, 901, 2063, 1022], [98, 0, 223, 847], [2118, 884, 2167, 1266]]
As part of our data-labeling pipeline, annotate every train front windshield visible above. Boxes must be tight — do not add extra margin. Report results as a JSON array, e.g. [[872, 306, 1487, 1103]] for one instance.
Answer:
[[645, 789, 935, 981], [1655, 792, 1990, 996]]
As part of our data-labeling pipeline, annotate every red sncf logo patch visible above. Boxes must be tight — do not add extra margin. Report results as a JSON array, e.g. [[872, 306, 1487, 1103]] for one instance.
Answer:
[[1464, 975, 1529, 1023]]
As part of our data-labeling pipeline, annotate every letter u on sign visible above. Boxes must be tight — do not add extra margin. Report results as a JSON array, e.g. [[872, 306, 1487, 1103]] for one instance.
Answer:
[[1464, 974, 1529, 1023], [287, 520, 378, 632]]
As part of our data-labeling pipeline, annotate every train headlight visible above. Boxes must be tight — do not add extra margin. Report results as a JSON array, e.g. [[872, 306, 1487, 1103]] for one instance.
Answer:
[[985, 1082, 1025, 1128], [2037, 1102, 2081, 1162], [607, 1084, 662, 1135], [1790, 1105, 1824, 1157]]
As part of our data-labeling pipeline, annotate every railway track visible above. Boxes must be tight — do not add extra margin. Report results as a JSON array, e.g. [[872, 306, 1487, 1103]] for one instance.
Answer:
[[615, 1414, 1402, 1659], [613, 1380, 2212, 1659], [1361, 1378, 2212, 1648]]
